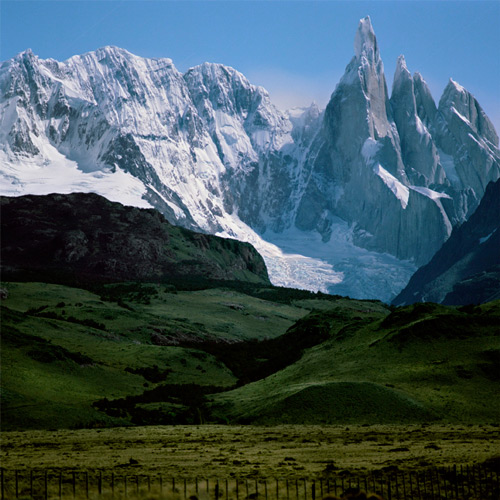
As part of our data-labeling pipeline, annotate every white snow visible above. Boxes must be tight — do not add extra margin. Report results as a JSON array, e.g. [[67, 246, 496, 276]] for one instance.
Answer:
[[451, 107, 471, 126], [409, 185, 451, 200], [373, 163, 409, 209], [410, 185, 452, 237], [361, 137, 381, 162], [0, 148, 151, 209], [449, 79, 466, 94], [479, 231, 495, 244], [264, 221, 416, 302], [467, 133, 482, 146], [215, 212, 415, 302], [415, 115, 426, 136]]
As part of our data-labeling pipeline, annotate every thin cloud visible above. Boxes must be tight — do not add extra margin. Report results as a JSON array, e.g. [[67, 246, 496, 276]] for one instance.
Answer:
[[246, 67, 343, 111]]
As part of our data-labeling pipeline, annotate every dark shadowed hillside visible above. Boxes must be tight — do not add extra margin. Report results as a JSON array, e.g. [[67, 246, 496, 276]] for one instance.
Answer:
[[1, 193, 270, 286], [393, 179, 500, 306]]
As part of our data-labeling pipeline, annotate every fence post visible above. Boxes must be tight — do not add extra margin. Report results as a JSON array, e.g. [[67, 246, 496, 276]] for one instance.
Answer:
[[304, 479, 307, 500], [125, 476, 128, 498], [45, 470, 48, 500], [1, 469, 4, 500], [185, 478, 188, 500], [159, 474, 162, 494], [276, 478, 279, 500], [59, 472, 62, 499], [236, 478, 239, 500], [148, 474, 151, 492], [265, 479, 268, 500], [460, 465, 465, 499], [466, 465, 470, 498], [136, 475, 139, 495], [477, 465, 483, 498], [295, 479, 298, 500], [98, 471, 102, 495], [286, 479, 289, 500], [312, 479, 315, 500], [196, 477, 199, 495], [72, 471, 76, 498], [112, 472, 115, 496], [15, 470, 18, 499], [30, 470, 33, 499], [435, 468, 441, 500]]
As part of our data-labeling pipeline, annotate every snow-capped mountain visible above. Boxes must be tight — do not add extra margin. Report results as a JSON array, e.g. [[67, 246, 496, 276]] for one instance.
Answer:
[[1, 17, 499, 301], [295, 18, 499, 266]]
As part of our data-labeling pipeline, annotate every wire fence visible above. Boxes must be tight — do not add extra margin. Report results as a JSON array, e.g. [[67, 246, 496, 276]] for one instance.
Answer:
[[1, 464, 499, 500]]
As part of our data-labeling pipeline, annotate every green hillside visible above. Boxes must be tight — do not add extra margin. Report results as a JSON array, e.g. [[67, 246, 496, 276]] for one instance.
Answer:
[[0, 280, 340, 430], [2, 280, 499, 431], [210, 301, 500, 424]]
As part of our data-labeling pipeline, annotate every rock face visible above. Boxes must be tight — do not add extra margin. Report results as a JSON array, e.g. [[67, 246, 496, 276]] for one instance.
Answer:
[[1, 17, 499, 292], [0, 193, 270, 285], [393, 179, 500, 306], [294, 17, 499, 265]]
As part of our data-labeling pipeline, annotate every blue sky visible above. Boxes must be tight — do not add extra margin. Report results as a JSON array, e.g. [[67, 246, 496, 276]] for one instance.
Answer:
[[1, 1, 499, 131]]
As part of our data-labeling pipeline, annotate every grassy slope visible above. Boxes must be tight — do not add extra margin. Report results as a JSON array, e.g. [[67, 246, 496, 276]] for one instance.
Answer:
[[0, 281, 322, 430], [210, 301, 500, 424], [2, 281, 499, 429]]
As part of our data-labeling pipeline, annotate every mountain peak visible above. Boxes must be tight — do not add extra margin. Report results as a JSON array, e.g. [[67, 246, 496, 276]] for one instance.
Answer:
[[354, 16, 379, 62], [393, 55, 411, 88], [447, 78, 467, 94], [14, 48, 37, 62]]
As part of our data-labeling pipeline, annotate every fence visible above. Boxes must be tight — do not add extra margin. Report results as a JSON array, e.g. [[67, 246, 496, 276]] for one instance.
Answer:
[[0, 464, 498, 500]]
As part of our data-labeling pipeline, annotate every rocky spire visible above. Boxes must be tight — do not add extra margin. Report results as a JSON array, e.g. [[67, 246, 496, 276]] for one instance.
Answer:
[[391, 55, 445, 186], [354, 16, 380, 63]]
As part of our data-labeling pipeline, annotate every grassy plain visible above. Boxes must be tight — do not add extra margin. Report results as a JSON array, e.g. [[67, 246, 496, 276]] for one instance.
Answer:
[[2, 424, 499, 477]]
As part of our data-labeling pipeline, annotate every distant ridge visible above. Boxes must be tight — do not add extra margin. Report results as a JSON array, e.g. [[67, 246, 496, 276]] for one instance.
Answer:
[[393, 178, 500, 305]]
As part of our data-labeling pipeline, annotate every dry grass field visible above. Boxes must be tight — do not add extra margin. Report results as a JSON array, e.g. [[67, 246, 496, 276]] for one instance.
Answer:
[[2, 424, 499, 477]]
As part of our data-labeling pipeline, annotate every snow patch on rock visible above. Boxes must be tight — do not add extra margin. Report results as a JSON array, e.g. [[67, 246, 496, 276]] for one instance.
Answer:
[[374, 164, 409, 208]]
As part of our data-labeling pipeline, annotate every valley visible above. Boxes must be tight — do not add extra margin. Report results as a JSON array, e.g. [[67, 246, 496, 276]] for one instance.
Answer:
[[2, 279, 499, 432], [1, 12, 499, 498]]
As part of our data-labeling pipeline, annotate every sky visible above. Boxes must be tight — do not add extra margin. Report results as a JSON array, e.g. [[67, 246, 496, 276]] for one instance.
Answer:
[[1, 0, 499, 132]]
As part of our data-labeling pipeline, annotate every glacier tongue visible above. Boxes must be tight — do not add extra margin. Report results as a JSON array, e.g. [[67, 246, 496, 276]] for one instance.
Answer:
[[216, 213, 415, 302]]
